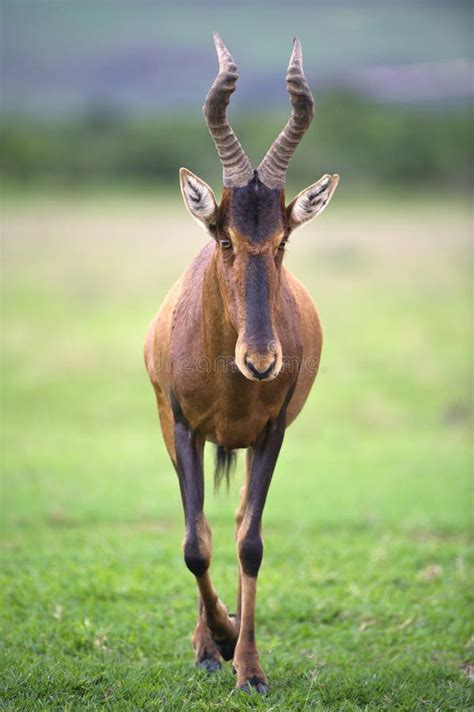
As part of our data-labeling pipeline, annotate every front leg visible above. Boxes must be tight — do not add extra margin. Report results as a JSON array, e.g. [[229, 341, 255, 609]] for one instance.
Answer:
[[172, 394, 238, 669], [234, 398, 289, 694]]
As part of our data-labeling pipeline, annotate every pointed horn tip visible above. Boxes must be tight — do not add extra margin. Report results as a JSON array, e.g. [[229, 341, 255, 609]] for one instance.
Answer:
[[289, 36, 303, 65], [213, 32, 234, 66]]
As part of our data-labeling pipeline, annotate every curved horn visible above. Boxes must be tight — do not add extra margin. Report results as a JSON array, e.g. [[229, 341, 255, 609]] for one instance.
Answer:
[[203, 33, 254, 188], [257, 38, 315, 190]]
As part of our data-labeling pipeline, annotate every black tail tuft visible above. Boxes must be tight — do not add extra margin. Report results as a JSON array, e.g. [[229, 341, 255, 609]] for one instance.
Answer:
[[214, 445, 237, 492]]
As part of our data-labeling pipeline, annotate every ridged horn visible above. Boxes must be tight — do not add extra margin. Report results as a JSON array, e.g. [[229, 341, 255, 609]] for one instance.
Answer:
[[203, 33, 254, 188], [257, 38, 315, 190]]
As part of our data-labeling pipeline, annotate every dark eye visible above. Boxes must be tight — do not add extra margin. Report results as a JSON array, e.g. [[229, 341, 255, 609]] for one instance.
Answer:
[[278, 240, 287, 251], [220, 238, 232, 249]]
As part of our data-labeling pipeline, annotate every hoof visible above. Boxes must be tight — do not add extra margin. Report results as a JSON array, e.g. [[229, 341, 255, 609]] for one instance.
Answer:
[[238, 677, 269, 695], [197, 658, 221, 674]]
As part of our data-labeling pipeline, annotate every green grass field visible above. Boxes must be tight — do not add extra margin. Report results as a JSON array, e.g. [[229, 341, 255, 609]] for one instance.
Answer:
[[1, 191, 472, 710]]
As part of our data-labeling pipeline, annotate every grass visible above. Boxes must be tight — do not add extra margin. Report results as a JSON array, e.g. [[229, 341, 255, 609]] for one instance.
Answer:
[[1, 190, 472, 710]]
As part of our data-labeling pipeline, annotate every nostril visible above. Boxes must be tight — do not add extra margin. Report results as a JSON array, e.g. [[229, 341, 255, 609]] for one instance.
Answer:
[[245, 357, 276, 381]]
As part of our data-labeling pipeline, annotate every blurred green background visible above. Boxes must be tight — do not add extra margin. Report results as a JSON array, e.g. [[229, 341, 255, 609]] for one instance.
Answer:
[[1, 1, 472, 709], [1, 0, 473, 191]]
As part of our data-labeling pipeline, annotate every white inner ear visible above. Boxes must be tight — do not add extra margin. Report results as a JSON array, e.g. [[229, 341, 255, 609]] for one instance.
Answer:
[[290, 174, 339, 228], [180, 170, 216, 225]]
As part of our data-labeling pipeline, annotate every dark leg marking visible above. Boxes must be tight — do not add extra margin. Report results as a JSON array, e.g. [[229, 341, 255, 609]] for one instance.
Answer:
[[234, 386, 295, 694], [170, 389, 238, 666]]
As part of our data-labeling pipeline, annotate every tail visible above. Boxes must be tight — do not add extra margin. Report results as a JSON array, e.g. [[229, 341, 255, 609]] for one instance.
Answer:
[[214, 445, 237, 492]]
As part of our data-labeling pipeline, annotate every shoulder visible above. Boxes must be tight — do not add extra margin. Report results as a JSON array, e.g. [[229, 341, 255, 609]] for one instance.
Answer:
[[282, 268, 322, 347], [282, 269, 318, 315], [173, 241, 215, 324]]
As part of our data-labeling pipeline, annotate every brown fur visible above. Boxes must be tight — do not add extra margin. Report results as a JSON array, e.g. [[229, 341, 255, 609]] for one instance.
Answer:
[[145, 231, 322, 454], [144, 184, 326, 691], [144, 37, 338, 695]]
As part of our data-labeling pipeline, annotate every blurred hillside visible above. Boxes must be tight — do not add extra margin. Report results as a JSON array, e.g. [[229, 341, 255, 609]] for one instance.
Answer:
[[1, 98, 472, 190], [1, 0, 472, 190], [2, 0, 472, 111]]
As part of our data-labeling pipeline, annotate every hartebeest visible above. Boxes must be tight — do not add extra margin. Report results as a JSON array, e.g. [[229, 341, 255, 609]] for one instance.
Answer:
[[145, 34, 339, 693]]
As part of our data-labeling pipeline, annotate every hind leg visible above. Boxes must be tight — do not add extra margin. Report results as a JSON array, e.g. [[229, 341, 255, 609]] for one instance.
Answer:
[[193, 596, 240, 671], [192, 598, 222, 672], [235, 449, 252, 624]]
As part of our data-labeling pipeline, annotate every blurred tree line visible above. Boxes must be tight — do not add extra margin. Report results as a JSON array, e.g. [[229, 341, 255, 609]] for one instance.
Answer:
[[1, 94, 472, 191]]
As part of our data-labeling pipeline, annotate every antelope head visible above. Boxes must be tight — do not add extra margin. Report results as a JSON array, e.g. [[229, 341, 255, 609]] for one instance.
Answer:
[[180, 34, 339, 382]]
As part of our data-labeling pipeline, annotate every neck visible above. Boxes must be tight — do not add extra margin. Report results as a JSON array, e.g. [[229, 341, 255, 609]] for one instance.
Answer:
[[201, 248, 238, 363]]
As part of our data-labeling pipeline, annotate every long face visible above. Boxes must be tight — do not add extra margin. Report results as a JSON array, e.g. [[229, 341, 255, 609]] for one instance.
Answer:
[[216, 176, 287, 381], [179, 34, 339, 382], [180, 169, 339, 381]]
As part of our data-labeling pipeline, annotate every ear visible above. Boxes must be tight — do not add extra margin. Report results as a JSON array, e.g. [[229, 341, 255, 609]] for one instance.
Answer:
[[287, 174, 339, 230], [179, 167, 218, 234]]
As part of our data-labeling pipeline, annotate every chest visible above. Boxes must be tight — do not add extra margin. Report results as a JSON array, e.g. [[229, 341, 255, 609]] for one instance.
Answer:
[[177, 364, 295, 448]]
